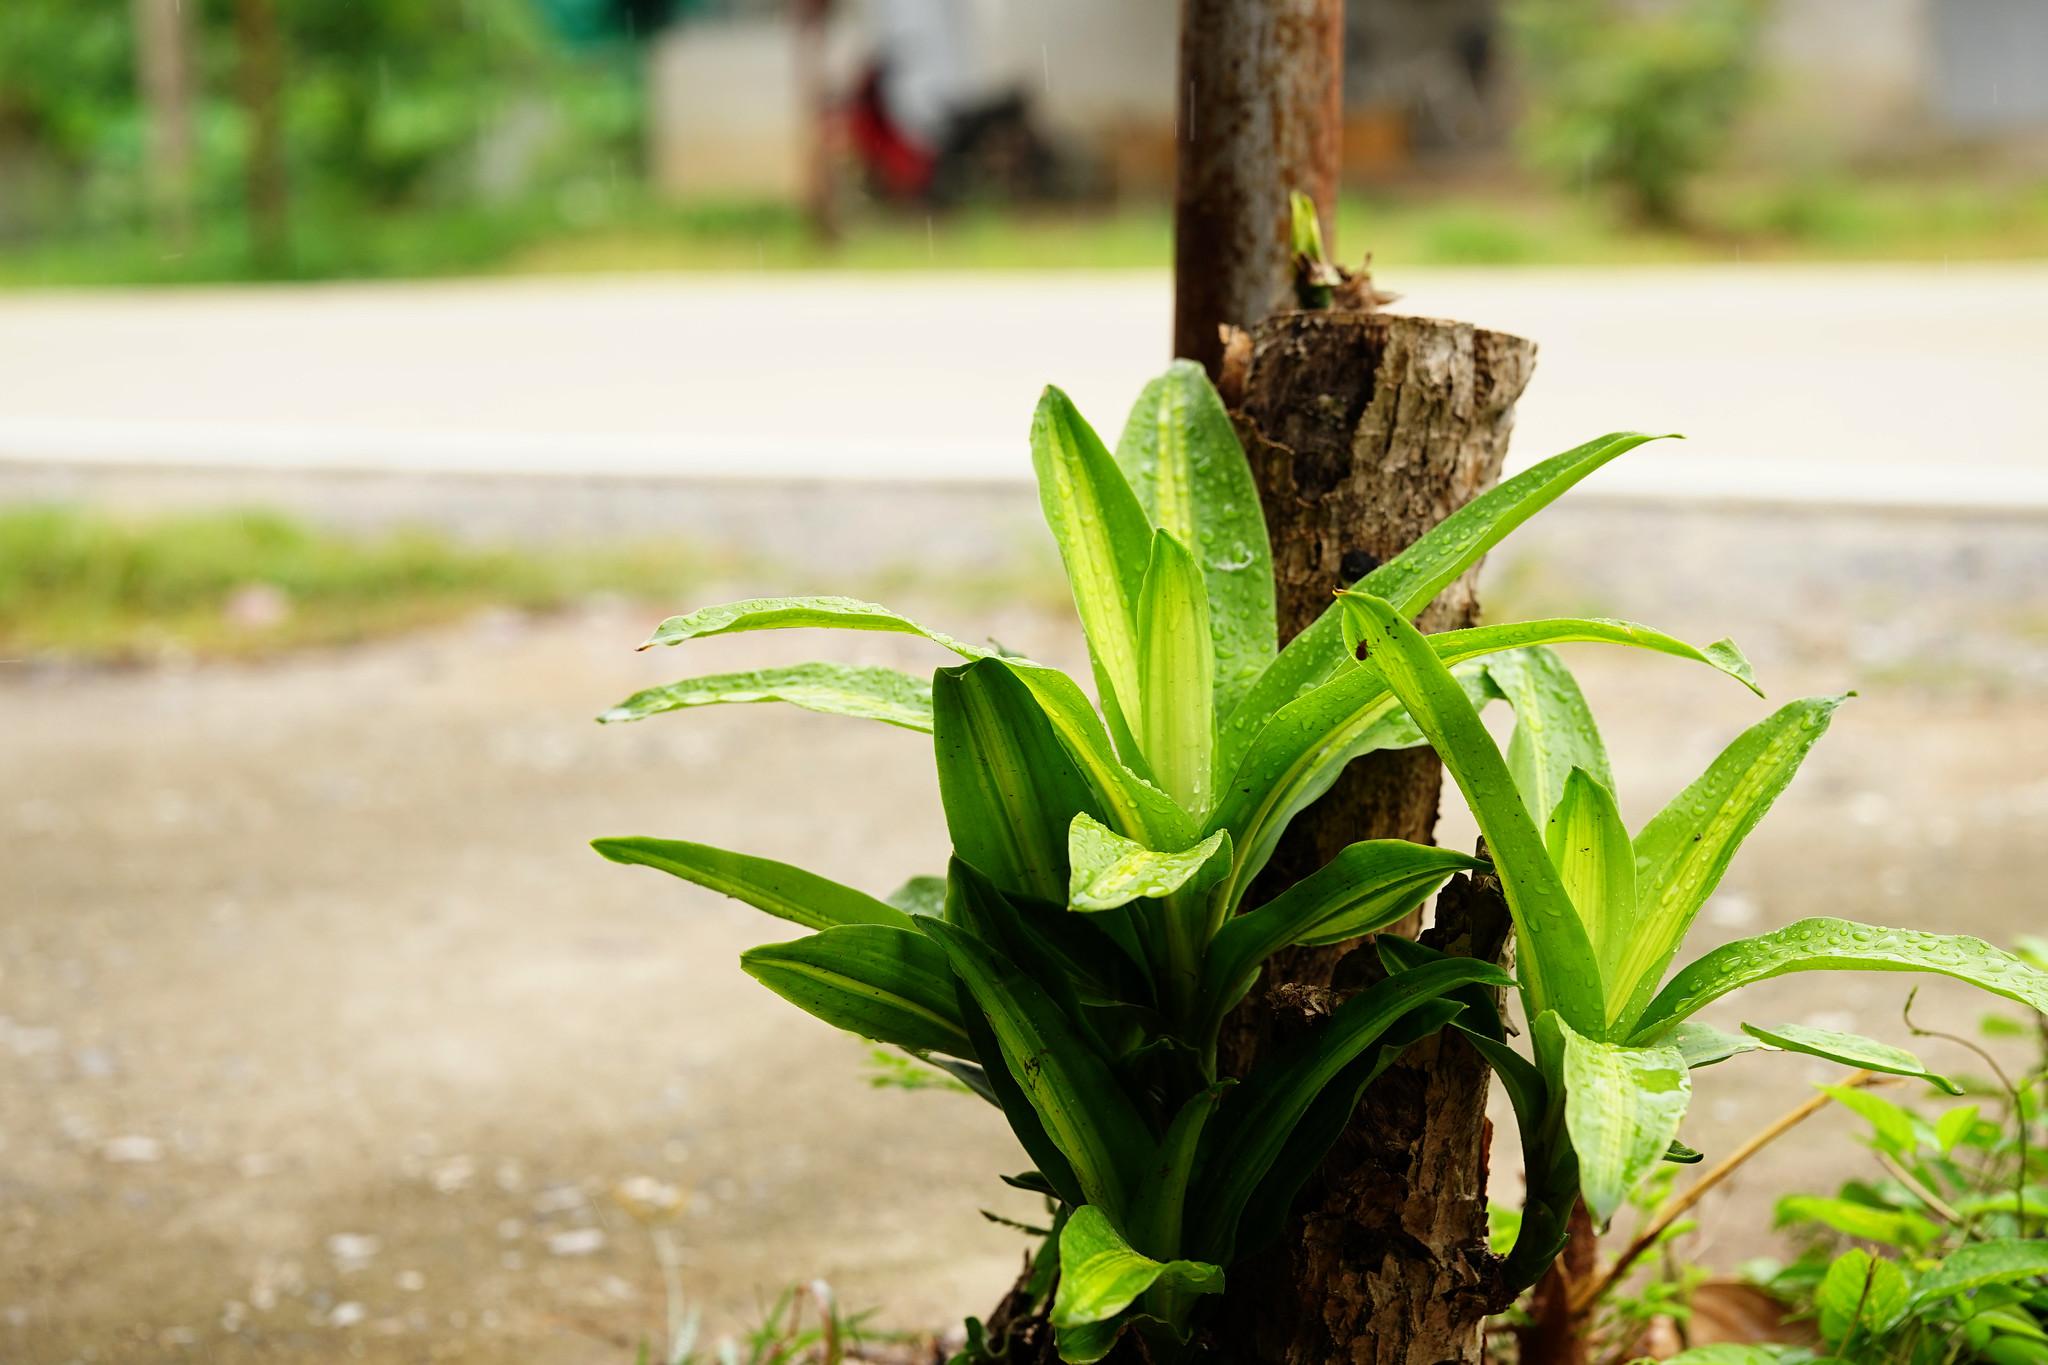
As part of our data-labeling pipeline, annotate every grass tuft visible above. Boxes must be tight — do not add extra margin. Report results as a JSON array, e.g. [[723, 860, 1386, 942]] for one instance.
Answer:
[[0, 504, 721, 663]]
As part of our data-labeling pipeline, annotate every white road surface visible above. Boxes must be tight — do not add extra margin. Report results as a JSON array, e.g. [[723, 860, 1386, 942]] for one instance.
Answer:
[[3, 265, 2045, 509]]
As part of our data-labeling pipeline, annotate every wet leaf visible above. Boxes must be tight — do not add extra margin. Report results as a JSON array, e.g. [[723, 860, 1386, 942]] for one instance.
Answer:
[[598, 662, 933, 731]]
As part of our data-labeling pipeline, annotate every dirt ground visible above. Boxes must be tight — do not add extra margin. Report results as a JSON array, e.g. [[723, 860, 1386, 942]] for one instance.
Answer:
[[5, 487, 2046, 1364]]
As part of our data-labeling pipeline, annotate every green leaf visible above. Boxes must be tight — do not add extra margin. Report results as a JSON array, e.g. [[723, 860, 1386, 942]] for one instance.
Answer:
[[918, 918, 1153, 1216], [641, 594, 986, 657], [1052, 1206, 1224, 1326], [1632, 918, 2048, 1041], [933, 659, 1106, 905], [1343, 594, 1606, 1034], [1741, 1023, 1962, 1094], [995, 658, 1195, 851], [1910, 1239, 2048, 1307], [1133, 530, 1216, 813], [1223, 997, 1467, 1261], [1214, 612, 1758, 907], [592, 836, 911, 931], [1934, 1104, 1981, 1153], [740, 924, 973, 1058], [598, 662, 934, 731], [1486, 646, 1614, 823], [1048, 1318, 1124, 1365], [1131, 1085, 1230, 1263], [1546, 768, 1636, 1016], [1190, 954, 1515, 1260], [1653, 1020, 1766, 1069], [1950, 1189, 2048, 1218], [886, 875, 948, 917], [962, 995, 1083, 1209], [1819, 1081, 1920, 1153], [1198, 841, 1484, 1031], [1031, 386, 1155, 730], [1360, 432, 1674, 631], [1456, 1018, 1576, 1291], [1219, 431, 1672, 768], [1775, 1194, 1940, 1250], [1113, 360, 1276, 716], [640, 590, 1190, 852], [1656, 1349, 1794, 1365], [1545, 1012, 1692, 1223], [1817, 1248, 1910, 1343], [947, 857, 1149, 1017], [1614, 696, 1848, 1030], [1067, 814, 1230, 912]]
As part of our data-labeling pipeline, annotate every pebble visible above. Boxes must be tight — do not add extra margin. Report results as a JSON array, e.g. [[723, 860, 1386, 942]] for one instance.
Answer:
[[545, 1228, 605, 1258], [615, 1174, 685, 1219], [531, 1186, 585, 1215], [326, 1233, 381, 1272], [101, 1136, 162, 1164], [329, 1302, 367, 1329]]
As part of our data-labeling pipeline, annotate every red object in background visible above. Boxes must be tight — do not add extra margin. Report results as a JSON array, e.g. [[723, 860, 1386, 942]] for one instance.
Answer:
[[844, 67, 936, 201]]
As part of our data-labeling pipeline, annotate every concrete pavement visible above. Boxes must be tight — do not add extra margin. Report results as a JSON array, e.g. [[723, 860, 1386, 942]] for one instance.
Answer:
[[2, 265, 2045, 508]]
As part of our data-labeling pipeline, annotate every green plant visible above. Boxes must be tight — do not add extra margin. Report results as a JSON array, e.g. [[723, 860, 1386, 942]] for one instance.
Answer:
[[1335, 596, 2048, 1292], [0, 502, 724, 661], [1653, 966, 2048, 1365], [638, 1278, 890, 1365], [594, 364, 1781, 1359], [1508, 0, 1763, 224]]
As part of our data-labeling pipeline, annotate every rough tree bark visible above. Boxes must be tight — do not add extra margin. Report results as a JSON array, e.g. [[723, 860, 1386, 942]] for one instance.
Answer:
[[1208, 311, 1536, 1363], [1172, 0, 1342, 377]]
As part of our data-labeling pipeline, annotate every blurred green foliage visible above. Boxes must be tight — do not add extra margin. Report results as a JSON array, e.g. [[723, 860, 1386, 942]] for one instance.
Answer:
[[1509, 0, 1764, 225], [0, 0, 641, 262]]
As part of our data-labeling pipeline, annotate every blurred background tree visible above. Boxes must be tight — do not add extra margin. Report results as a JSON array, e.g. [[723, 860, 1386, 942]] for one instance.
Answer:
[[1508, 0, 1764, 226], [0, 0, 645, 273]]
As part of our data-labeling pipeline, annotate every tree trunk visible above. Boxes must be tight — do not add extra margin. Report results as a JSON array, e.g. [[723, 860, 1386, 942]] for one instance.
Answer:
[[1210, 310, 1536, 1363], [793, 0, 840, 245], [233, 0, 289, 272], [1167, 4, 1544, 1357], [1515, 1202, 1597, 1365], [133, 0, 196, 250], [1172, 0, 1342, 375]]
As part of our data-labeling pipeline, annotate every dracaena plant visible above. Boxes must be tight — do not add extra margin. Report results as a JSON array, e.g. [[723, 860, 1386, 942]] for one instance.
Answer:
[[592, 362, 1778, 1361], [1336, 589, 2048, 1290]]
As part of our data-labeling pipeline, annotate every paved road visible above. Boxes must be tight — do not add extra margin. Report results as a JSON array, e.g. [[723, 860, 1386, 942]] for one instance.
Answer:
[[3, 266, 2045, 508]]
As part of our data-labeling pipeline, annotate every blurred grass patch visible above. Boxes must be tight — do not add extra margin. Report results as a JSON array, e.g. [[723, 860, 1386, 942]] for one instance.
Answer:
[[0, 504, 721, 663], [5, 175, 2047, 289]]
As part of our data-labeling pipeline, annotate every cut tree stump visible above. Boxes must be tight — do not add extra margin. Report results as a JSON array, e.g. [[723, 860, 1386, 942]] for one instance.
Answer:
[[1212, 308, 1537, 1365]]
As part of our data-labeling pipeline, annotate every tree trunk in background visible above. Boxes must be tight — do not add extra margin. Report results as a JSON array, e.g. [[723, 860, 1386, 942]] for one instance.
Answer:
[[793, 0, 840, 245], [234, 0, 289, 272], [1172, 0, 1342, 376], [133, 0, 196, 250], [1211, 310, 1534, 1363]]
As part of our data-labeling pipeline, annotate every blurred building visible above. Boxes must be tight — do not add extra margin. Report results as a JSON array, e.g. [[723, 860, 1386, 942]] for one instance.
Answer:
[[645, 0, 1513, 201], [1773, 0, 2048, 154], [644, 0, 2048, 202]]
